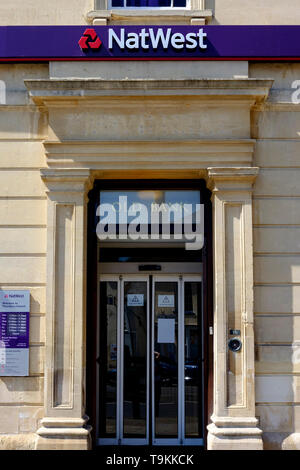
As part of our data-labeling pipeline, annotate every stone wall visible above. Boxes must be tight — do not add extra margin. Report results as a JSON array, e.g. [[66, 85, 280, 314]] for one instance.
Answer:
[[0, 64, 48, 446], [250, 63, 300, 450]]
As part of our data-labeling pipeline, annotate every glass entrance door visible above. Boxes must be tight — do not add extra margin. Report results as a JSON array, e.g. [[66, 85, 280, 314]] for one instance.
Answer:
[[97, 274, 203, 446]]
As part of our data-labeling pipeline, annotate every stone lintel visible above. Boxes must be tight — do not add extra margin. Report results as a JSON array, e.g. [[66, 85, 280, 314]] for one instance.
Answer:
[[86, 9, 213, 23]]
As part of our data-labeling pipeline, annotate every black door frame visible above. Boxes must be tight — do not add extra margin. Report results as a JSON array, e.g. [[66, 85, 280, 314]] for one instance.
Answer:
[[86, 179, 213, 449]]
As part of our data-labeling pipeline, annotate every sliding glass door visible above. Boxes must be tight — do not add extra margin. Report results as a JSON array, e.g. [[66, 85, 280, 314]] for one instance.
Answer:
[[97, 274, 203, 446]]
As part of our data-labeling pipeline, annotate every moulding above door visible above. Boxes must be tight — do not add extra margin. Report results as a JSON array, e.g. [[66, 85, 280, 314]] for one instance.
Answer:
[[42, 138, 256, 173]]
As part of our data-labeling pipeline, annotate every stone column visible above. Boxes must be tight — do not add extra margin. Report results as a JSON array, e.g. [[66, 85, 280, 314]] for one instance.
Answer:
[[36, 169, 93, 450], [206, 167, 263, 450]]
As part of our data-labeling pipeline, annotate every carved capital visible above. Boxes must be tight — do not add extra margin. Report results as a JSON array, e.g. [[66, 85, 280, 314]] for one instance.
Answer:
[[206, 167, 259, 193], [41, 169, 94, 197]]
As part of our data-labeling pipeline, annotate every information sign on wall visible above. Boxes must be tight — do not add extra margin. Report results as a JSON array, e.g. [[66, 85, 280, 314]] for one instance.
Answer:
[[0, 291, 30, 376]]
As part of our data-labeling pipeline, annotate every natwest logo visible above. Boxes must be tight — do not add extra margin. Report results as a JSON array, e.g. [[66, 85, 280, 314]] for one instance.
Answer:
[[108, 28, 207, 50], [78, 28, 102, 51], [78, 27, 207, 53]]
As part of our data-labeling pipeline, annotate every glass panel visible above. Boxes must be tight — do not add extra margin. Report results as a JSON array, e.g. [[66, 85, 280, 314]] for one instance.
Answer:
[[99, 190, 200, 242], [111, 0, 185, 5], [126, 0, 171, 6], [154, 281, 178, 438], [111, 0, 188, 5], [173, 0, 186, 5], [111, 0, 124, 6], [99, 281, 118, 438], [123, 281, 148, 437], [100, 190, 200, 219], [184, 282, 202, 438]]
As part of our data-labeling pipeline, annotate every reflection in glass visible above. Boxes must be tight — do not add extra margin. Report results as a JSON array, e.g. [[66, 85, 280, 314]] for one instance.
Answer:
[[99, 281, 118, 437], [123, 282, 147, 437], [100, 190, 200, 211], [184, 282, 202, 438], [154, 282, 178, 438], [99, 190, 200, 225]]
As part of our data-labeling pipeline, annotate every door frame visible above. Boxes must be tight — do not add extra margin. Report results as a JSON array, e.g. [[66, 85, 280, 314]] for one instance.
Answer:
[[86, 179, 213, 449]]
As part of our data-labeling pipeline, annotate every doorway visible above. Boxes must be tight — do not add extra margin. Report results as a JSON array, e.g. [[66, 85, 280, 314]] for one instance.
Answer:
[[86, 179, 213, 448], [97, 271, 203, 446]]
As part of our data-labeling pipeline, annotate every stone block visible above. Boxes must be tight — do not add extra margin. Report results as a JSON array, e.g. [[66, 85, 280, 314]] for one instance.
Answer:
[[0, 199, 47, 226], [256, 405, 293, 433], [0, 227, 46, 254], [254, 286, 300, 315], [255, 345, 300, 374], [0, 170, 46, 198], [0, 108, 47, 140], [0, 377, 43, 405], [254, 140, 300, 168], [256, 375, 300, 403], [0, 141, 46, 168], [253, 197, 300, 225], [0, 433, 37, 450], [255, 315, 300, 342], [254, 227, 300, 254], [254, 255, 300, 284], [0, 257, 46, 284], [254, 168, 300, 197]]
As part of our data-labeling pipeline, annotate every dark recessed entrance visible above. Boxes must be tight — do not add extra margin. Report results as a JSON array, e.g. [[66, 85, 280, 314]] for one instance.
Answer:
[[86, 180, 213, 448]]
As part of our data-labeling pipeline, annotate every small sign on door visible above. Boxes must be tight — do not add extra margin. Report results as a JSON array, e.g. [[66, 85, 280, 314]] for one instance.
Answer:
[[157, 318, 175, 343], [127, 294, 144, 306], [158, 295, 174, 308]]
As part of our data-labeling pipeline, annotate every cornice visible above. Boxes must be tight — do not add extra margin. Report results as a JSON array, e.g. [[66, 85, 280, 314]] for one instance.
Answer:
[[25, 78, 273, 107]]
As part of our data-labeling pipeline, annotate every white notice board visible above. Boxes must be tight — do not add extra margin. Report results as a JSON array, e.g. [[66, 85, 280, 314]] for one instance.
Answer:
[[157, 318, 175, 343]]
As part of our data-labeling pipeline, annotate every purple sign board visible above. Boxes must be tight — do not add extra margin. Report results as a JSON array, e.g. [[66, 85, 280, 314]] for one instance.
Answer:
[[0, 291, 30, 376], [0, 26, 300, 61]]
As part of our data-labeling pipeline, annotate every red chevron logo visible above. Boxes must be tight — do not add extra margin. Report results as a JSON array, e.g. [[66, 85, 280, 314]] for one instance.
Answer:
[[78, 28, 102, 51]]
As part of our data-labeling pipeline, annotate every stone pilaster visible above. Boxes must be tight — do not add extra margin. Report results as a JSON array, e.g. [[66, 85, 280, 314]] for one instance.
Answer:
[[36, 169, 93, 450], [206, 167, 263, 450]]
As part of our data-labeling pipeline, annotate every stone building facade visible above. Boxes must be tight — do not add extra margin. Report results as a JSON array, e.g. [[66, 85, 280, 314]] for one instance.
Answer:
[[0, 0, 300, 451]]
